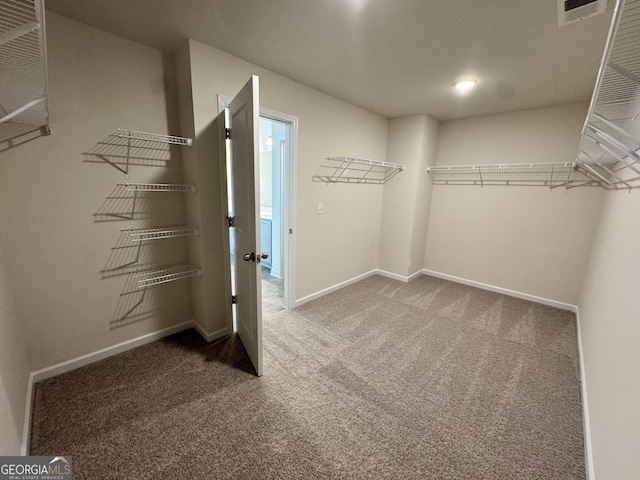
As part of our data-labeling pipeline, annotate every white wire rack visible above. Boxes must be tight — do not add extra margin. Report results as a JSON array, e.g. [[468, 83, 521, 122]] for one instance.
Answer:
[[427, 162, 602, 188], [117, 182, 198, 192], [313, 156, 405, 184], [124, 225, 200, 242], [577, 0, 640, 190], [111, 263, 201, 324], [111, 128, 193, 147], [0, 0, 50, 142], [84, 129, 192, 174], [134, 263, 202, 289]]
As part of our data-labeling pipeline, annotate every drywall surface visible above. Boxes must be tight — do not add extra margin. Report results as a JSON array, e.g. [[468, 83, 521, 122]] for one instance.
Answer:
[[425, 103, 603, 304], [578, 190, 640, 480], [0, 14, 192, 370], [182, 39, 388, 329], [173, 44, 215, 336], [410, 115, 439, 274], [378, 114, 439, 277], [0, 251, 31, 454]]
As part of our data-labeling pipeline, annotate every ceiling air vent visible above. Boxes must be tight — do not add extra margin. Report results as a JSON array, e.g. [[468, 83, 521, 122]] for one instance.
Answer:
[[557, 0, 607, 26]]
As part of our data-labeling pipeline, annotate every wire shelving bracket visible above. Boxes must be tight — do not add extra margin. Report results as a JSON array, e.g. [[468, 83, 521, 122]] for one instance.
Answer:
[[313, 156, 405, 184]]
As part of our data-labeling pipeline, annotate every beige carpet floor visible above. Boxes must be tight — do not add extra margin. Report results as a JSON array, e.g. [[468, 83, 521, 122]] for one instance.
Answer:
[[30, 274, 585, 479]]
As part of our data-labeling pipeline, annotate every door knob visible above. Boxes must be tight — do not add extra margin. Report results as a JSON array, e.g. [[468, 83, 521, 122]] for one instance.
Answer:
[[260, 252, 269, 259], [243, 252, 255, 262]]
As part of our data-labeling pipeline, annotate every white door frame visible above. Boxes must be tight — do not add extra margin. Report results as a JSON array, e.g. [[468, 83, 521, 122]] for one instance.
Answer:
[[218, 95, 298, 323]]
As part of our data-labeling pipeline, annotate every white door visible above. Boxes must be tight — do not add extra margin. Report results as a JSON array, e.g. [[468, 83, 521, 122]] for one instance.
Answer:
[[228, 75, 263, 376]]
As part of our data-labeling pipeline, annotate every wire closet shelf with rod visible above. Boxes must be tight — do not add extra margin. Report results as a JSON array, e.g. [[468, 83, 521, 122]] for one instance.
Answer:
[[427, 0, 640, 191], [313, 156, 405, 184]]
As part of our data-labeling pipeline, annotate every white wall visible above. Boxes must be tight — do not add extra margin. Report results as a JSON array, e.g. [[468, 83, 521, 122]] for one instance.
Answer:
[[578, 190, 640, 480], [0, 250, 31, 455], [0, 13, 192, 372], [379, 114, 439, 277], [176, 39, 389, 332], [425, 103, 604, 304]]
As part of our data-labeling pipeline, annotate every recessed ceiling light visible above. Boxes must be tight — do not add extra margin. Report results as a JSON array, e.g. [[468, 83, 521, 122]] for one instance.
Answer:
[[453, 79, 477, 93]]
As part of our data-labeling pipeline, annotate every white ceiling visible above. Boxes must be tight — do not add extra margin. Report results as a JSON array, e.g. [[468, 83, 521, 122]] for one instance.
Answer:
[[46, 0, 615, 121]]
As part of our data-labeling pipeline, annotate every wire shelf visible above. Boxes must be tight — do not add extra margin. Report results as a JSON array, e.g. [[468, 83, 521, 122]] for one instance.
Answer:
[[134, 263, 202, 289], [124, 225, 200, 242], [112, 263, 200, 324], [111, 128, 193, 147], [0, 0, 50, 143], [117, 182, 197, 192], [313, 156, 405, 184], [426, 162, 602, 188], [577, 0, 640, 189]]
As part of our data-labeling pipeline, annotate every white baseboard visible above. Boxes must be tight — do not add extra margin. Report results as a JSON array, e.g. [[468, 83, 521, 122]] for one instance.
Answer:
[[293, 268, 421, 306], [29, 321, 195, 384], [193, 323, 230, 342], [407, 270, 423, 282], [294, 267, 577, 312], [294, 269, 378, 307], [376, 269, 409, 282], [21, 374, 35, 455], [575, 307, 595, 480], [422, 269, 578, 312], [376, 269, 423, 283], [22, 320, 196, 455]]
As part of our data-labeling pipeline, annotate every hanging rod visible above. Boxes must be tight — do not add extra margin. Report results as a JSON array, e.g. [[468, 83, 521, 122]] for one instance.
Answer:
[[123, 225, 200, 242], [111, 129, 193, 147], [117, 182, 197, 192], [313, 156, 405, 184], [134, 263, 202, 289]]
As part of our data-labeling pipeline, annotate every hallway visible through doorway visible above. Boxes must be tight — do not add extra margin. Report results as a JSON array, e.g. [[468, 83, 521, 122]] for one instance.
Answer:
[[261, 266, 284, 316], [258, 116, 287, 317]]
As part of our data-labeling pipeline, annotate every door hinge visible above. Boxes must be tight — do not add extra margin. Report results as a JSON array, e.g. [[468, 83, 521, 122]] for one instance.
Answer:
[[227, 215, 235, 227], [225, 128, 231, 139], [231, 295, 238, 304]]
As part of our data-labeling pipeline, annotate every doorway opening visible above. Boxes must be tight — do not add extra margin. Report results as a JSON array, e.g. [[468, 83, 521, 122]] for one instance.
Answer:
[[258, 116, 287, 316], [221, 98, 296, 331]]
